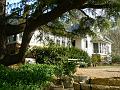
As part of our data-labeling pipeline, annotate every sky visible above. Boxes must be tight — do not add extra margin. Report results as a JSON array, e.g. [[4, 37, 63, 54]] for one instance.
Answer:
[[6, 0, 104, 18], [7, 0, 21, 4]]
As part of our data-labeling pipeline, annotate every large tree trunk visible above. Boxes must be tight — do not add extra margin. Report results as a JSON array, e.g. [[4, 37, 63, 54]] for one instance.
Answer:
[[0, 0, 33, 65], [0, 22, 6, 60], [0, 33, 34, 66], [0, 0, 6, 60], [18, 27, 34, 63], [0, 25, 34, 66]]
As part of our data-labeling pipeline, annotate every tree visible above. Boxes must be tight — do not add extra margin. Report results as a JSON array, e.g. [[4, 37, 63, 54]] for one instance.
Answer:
[[107, 19, 120, 56], [0, 0, 120, 66]]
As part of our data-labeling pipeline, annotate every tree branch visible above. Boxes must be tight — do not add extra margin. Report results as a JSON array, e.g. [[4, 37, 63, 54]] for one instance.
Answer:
[[5, 23, 25, 36], [81, 4, 115, 9], [5, 0, 87, 36], [27, 0, 86, 33], [80, 9, 89, 17]]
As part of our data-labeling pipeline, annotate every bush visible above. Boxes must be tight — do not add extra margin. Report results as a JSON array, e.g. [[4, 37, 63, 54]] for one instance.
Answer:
[[26, 45, 91, 65], [17, 64, 55, 85], [0, 64, 55, 89], [0, 63, 76, 89], [112, 55, 120, 63], [54, 61, 76, 78], [92, 54, 101, 63], [0, 85, 40, 90]]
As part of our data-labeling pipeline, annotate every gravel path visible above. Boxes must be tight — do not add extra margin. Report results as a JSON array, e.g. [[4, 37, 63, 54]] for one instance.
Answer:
[[75, 66, 120, 78]]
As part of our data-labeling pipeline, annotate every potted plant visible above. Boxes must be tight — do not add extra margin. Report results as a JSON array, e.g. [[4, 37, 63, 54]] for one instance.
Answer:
[[54, 61, 76, 89]]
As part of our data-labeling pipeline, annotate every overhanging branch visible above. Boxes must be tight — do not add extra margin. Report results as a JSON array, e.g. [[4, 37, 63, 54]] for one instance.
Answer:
[[81, 4, 113, 9], [27, 0, 86, 32], [5, 24, 25, 36]]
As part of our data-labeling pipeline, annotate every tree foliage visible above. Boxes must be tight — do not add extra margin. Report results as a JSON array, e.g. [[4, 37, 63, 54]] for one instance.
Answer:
[[0, 0, 120, 65], [107, 19, 120, 56], [6, 0, 120, 33]]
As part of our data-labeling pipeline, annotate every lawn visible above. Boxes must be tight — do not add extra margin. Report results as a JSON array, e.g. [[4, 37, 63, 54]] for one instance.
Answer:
[[75, 65, 120, 78]]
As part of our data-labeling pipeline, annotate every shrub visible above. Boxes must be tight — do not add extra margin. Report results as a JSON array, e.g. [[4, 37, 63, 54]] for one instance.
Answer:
[[112, 55, 120, 63], [92, 54, 101, 63], [0, 64, 55, 89], [0, 63, 76, 89], [54, 61, 76, 78], [26, 45, 91, 65], [67, 47, 91, 64], [17, 64, 55, 85]]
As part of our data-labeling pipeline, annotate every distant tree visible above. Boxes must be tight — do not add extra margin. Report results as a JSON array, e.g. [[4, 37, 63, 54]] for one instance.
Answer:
[[107, 19, 120, 56], [0, 0, 120, 66]]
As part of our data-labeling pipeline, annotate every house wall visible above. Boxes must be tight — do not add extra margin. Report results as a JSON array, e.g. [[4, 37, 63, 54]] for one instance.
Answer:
[[28, 30, 71, 47], [74, 35, 112, 60], [7, 30, 71, 48], [85, 36, 94, 56], [76, 35, 93, 56]]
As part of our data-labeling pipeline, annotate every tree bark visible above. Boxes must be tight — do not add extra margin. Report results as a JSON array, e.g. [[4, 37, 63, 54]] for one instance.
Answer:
[[0, 0, 6, 60], [0, 22, 6, 60], [18, 26, 34, 63]]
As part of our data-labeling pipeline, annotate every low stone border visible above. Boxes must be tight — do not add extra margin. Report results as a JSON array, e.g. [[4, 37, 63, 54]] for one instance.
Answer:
[[73, 82, 120, 90]]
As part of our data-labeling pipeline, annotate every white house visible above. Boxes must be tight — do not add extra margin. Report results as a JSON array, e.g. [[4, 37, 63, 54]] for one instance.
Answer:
[[7, 29, 112, 62], [73, 34, 112, 62], [6, 30, 71, 54]]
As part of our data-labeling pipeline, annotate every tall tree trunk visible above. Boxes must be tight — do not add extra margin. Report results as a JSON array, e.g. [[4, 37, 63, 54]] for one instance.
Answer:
[[0, 22, 6, 60], [0, 23, 34, 66], [0, 0, 6, 60]]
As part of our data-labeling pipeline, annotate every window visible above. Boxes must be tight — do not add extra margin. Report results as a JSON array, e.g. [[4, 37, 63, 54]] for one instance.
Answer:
[[72, 40, 75, 47], [85, 40, 88, 48], [93, 43, 99, 53], [62, 40, 65, 46], [99, 43, 102, 53]]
